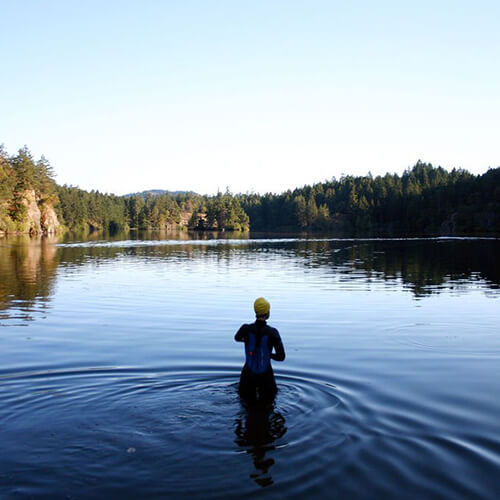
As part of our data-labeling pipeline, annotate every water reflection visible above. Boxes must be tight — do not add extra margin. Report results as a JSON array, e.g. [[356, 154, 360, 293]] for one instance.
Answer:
[[0, 235, 59, 323], [0, 234, 498, 324], [234, 401, 287, 487], [295, 238, 500, 297]]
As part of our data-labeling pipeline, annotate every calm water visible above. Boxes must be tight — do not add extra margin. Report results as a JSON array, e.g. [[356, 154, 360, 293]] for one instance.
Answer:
[[0, 233, 499, 499]]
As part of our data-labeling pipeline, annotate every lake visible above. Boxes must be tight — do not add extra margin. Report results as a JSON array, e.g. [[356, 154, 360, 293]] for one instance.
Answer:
[[0, 233, 499, 499]]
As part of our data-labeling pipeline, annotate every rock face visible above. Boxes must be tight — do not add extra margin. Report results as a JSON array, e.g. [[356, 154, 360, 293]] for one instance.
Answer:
[[22, 190, 61, 234], [40, 203, 60, 234], [22, 190, 42, 234]]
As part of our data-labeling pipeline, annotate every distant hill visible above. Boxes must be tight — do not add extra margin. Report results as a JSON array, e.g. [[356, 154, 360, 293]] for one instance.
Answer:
[[124, 189, 197, 198]]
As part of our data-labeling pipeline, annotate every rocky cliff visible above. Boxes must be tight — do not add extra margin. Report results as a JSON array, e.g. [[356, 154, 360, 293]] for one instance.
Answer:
[[22, 190, 42, 233], [39, 200, 60, 234], [4, 190, 61, 235]]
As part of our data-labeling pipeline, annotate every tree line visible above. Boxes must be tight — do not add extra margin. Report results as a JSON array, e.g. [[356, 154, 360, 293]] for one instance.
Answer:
[[240, 161, 500, 235], [1, 145, 498, 235], [57, 186, 250, 232], [0, 146, 250, 233]]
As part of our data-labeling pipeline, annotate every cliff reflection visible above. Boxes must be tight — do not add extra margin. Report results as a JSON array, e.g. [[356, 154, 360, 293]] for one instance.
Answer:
[[234, 402, 287, 487], [0, 235, 59, 323]]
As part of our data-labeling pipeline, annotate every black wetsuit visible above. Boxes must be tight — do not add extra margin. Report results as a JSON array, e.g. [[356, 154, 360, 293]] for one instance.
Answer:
[[235, 319, 285, 402]]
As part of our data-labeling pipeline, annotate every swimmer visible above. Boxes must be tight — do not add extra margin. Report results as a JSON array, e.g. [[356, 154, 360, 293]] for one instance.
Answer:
[[235, 297, 285, 403]]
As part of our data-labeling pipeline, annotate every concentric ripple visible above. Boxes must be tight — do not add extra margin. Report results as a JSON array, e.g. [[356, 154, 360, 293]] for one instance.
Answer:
[[0, 366, 352, 500], [2, 363, 500, 499]]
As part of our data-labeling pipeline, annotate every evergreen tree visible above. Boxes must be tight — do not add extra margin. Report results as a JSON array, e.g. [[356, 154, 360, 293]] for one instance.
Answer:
[[294, 195, 307, 228]]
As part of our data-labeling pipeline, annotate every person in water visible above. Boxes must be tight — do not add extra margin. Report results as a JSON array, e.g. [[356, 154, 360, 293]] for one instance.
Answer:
[[235, 297, 286, 403]]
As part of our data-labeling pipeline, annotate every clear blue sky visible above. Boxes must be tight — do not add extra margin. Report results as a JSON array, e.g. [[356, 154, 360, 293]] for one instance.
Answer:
[[1, 0, 499, 195]]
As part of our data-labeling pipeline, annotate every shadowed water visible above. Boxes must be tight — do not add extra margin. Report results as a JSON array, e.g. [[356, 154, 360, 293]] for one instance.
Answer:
[[0, 234, 499, 499]]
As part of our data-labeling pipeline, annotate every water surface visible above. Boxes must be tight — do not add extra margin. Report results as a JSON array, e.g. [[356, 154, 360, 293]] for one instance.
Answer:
[[1, 234, 499, 499]]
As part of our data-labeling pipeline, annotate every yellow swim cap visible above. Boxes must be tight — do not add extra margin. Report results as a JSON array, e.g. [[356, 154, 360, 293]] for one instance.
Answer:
[[254, 297, 270, 316]]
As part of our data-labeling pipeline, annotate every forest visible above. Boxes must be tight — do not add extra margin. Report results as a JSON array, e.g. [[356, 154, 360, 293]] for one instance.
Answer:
[[241, 162, 500, 235], [1, 145, 499, 236]]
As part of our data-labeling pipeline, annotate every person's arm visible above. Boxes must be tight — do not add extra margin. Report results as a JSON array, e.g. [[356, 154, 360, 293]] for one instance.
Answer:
[[234, 324, 247, 342], [271, 330, 285, 361]]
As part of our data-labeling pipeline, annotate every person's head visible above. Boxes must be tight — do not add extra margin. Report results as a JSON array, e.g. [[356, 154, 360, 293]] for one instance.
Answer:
[[254, 297, 270, 320]]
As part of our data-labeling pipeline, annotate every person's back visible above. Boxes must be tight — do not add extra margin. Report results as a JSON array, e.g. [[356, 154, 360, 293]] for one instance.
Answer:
[[235, 297, 285, 403]]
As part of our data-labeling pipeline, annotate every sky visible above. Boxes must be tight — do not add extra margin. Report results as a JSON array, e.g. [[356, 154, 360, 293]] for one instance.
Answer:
[[1, 0, 499, 195]]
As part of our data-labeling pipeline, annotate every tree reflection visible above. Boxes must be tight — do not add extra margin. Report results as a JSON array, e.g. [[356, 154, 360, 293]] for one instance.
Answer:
[[0, 235, 59, 323], [0, 234, 498, 324], [234, 401, 287, 487], [295, 238, 500, 297]]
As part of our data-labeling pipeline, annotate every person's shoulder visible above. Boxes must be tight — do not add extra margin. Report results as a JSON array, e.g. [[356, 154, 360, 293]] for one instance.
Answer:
[[265, 324, 280, 336]]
